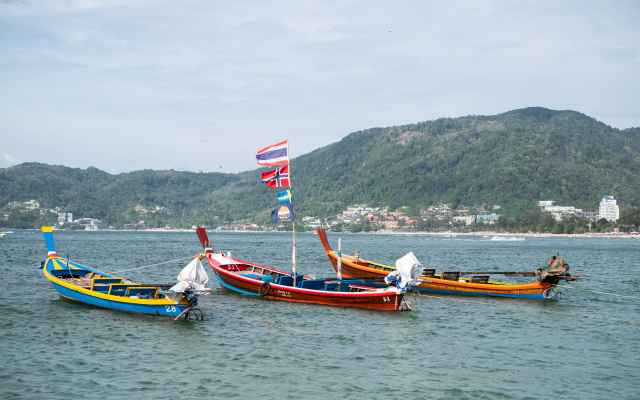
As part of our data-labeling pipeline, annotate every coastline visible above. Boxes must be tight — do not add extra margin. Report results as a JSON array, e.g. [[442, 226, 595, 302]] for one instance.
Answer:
[[11, 228, 639, 238]]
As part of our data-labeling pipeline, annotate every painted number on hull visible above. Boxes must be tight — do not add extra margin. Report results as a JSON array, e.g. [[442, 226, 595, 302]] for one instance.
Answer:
[[383, 296, 390, 302], [165, 305, 177, 313], [277, 290, 291, 298]]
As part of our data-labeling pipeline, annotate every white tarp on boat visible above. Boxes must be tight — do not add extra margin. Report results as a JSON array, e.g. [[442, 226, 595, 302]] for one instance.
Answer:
[[384, 252, 423, 290], [177, 257, 209, 286], [166, 257, 209, 303]]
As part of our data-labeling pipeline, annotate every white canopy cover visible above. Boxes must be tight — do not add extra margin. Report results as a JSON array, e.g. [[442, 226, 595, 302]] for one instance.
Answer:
[[177, 257, 209, 286], [384, 252, 423, 290], [166, 257, 210, 303]]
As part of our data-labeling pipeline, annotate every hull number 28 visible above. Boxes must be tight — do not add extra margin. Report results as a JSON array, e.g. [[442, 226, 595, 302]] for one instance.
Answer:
[[165, 305, 177, 312]]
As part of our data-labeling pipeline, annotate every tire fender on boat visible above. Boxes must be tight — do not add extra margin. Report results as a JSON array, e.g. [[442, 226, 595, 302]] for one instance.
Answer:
[[259, 282, 271, 297]]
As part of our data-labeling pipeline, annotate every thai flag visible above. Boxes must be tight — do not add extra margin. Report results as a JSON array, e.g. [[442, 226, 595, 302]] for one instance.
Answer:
[[261, 165, 290, 188], [256, 140, 289, 166]]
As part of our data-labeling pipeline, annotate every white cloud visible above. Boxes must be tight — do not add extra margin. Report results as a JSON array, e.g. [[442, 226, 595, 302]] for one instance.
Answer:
[[0, 0, 638, 173], [0, 154, 22, 168]]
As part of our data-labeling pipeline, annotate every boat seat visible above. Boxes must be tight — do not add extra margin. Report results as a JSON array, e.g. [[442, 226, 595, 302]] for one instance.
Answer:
[[109, 284, 141, 296], [324, 281, 354, 291], [469, 275, 490, 284], [297, 279, 326, 290], [92, 278, 123, 292], [324, 282, 340, 291], [51, 270, 90, 278], [275, 275, 305, 286], [338, 280, 362, 291], [421, 268, 436, 278], [441, 271, 462, 281], [126, 287, 159, 298]]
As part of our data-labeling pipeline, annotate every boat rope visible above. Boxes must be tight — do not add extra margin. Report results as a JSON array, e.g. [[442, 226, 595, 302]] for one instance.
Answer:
[[262, 254, 327, 269], [400, 288, 423, 310], [111, 256, 195, 274], [111, 253, 326, 277], [0, 262, 41, 281], [418, 294, 640, 325], [198, 304, 325, 337], [555, 285, 640, 300]]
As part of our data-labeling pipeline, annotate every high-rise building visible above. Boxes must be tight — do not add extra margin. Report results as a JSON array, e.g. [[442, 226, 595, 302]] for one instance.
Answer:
[[67, 213, 73, 222], [599, 195, 619, 222]]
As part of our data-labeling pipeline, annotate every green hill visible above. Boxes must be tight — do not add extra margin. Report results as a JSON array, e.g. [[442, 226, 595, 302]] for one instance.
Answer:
[[1, 107, 639, 229], [292, 107, 640, 215]]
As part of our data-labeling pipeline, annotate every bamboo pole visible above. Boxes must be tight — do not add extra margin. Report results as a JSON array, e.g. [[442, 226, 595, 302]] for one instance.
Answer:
[[337, 238, 342, 281], [288, 138, 297, 287]]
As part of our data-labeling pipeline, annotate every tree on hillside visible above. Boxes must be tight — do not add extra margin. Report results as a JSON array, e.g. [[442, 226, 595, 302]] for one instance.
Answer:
[[619, 208, 640, 231]]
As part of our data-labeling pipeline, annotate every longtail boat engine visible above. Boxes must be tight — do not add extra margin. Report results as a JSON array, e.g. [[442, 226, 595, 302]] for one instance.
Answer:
[[384, 252, 423, 290], [165, 256, 212, 320], [535, 254, 579, 299]]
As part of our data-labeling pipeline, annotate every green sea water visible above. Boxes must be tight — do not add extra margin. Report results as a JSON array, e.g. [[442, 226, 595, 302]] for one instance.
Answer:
[[1, 231, 639, 399]]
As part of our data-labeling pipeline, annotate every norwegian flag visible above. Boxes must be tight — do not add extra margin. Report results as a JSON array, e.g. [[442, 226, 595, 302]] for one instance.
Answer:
[[256, 140, 289, 166], [261, 165, 290, 188]]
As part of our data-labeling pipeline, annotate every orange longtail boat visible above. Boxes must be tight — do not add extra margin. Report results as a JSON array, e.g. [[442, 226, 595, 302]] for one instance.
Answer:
[[196, 228, 409, 311], [317, 229, 578, 299]]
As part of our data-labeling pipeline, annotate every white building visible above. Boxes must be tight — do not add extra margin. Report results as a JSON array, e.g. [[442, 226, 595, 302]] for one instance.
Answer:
[[599, 195, 619, 222], [453, 216, 476, 226], [538, 201, 555, 208], [66, 213, 73, 222]]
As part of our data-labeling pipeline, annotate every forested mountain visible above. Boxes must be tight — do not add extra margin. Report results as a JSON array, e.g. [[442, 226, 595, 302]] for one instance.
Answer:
[[2, 107, 639, 229]]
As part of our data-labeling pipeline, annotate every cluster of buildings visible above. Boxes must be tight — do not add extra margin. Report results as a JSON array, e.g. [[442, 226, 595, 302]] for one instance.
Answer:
[[54, 212, 102, 229], [421, 203, 502, 226], [538, 195, 619, 222], [302, 205, 417, 230]]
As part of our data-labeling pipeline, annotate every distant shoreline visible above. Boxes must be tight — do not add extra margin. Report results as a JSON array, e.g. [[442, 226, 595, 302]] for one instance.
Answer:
[[10, 228, 639, 238]]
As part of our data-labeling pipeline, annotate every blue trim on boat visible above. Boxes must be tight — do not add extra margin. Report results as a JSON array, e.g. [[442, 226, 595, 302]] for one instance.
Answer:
[[215, 276, 259, 296], [50, 281, 187, 316], [414, 287, 545, 299]]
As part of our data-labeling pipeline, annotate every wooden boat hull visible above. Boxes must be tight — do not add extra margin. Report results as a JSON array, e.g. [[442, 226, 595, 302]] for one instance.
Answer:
[[206, 254, 405, 311], [43, 257, 192, 318], [317, 229, 552, 299]]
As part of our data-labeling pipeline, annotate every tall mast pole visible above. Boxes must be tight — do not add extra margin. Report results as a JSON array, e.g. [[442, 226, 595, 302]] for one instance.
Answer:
[[288, 138, 297, 287]]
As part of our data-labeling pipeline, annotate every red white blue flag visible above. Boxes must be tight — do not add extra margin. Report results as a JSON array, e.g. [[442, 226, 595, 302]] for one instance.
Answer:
[[261, 165, 289, 188], [256, 140, 289, 166]]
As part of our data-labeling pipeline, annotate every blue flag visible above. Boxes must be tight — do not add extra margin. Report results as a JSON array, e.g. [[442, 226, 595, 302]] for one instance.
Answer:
[[271, 204, 294, 223], [278, 189, 292, 203]]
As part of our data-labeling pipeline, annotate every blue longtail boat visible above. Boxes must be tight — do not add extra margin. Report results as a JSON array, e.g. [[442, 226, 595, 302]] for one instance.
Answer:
[[40, 227, 211, 319]]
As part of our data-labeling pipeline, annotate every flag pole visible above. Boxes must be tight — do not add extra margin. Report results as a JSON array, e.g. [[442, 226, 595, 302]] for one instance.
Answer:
[[288, 138, 297, 287]]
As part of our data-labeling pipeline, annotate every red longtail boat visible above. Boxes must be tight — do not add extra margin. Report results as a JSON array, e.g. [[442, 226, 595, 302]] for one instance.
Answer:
[[196, 228, 408, 310]]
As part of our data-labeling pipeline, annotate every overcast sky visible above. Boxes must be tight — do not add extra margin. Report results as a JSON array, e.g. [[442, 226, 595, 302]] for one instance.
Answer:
[[1, 0, 638, 173]]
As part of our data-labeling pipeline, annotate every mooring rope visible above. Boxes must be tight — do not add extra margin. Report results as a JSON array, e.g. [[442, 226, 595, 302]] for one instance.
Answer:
[[198, 304, 324, 337], [418, 294, 640, 324], [112, 253, 326, 275], [555, 285, 640, 300], [111, 256, 195, 274], [0, 262, 41, 280]]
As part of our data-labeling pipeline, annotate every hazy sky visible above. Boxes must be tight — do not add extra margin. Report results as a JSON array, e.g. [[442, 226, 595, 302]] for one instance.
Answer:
[[1, 0, 638, 173]]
